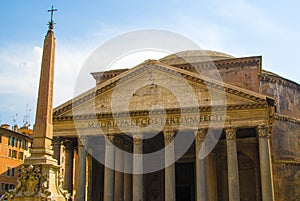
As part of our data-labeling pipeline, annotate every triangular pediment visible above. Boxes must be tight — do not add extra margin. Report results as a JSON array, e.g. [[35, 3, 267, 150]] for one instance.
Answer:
[[53, 60, 270, 118]]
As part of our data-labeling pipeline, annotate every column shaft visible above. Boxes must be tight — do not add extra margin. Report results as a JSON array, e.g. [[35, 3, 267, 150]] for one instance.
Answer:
[[133, 135, 143, 201], [206, 153, 218, 201], [114, 137, 124, 201], [75, 139, 86, 201], [104, 135, 115, 201], [164, 130, 176, 201], [195, 129, 207, 201], [64, 139, 74, 196], [124, 142, 132, 201], [225, 128, 240, 201], [87, 152, 93, 201], [52, 137, 61, 164], [257, 125, 275, 201]]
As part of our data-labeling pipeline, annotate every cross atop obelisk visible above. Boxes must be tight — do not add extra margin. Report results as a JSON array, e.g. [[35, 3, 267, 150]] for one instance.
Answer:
[[48, 5, 57, 30]]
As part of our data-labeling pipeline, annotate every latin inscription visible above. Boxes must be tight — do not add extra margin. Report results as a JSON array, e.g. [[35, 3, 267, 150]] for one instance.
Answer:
[[87, 114, 225, 129]]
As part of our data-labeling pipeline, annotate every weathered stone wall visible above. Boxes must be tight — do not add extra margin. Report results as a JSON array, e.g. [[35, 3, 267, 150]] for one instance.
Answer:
[[273, 162, 300, 201], [270, 115, 300, 200], [271, 118, 300, 160], [260, 72, 300, 118]]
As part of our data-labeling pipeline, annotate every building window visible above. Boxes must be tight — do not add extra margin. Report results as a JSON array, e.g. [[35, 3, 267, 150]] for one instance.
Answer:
[[8, 136, 13, 146], [13, 138, 18, 147], [25, 141, 28, 150], [19, 140, 25, 149], [11, 168, 15, 177], [0, 133, 2, 143], [6, 167, 10, 176], [12, 150, 17, 159], [8, 149, 12, 157], [9, 184, 15, 189], [5, 184, 9, 191], [18, 152, 24, 160], [1, 183, 4, 191]]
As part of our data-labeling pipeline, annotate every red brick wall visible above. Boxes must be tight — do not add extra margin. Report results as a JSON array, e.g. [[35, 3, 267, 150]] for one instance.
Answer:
[[173, 57, 261, 92]]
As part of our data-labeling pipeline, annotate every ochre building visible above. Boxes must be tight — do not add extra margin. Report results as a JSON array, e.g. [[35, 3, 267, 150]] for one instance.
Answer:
[[52, 50, 300, 201], [0, 124, 32, 197]]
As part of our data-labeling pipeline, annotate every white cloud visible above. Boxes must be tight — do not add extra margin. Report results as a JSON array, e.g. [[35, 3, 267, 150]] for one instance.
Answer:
[[109, 50, 168, 70], [0, 39, 94, 125], [0, 105, 15, 112], [0, 45, 42, 96], [167, 16, 231, 52], [54, 41, 92, 106]]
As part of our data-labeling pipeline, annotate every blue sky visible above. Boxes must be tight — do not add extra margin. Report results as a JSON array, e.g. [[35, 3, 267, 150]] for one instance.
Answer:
[[0, 0, 299, 127]]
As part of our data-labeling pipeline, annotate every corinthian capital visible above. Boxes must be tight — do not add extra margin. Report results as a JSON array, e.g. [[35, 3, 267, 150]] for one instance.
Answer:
[[225, 127, 237, 140], [133, 135, 143, 145], [63, 139, 74, 151], [164, 130, 175, 144], [78, 137, 86, 147], [104, 134, 115, 143], [52, 137, 61, 148], [194, 129, 207, 142], [114, 136, 123, 147], [256, 125, 270, 138]]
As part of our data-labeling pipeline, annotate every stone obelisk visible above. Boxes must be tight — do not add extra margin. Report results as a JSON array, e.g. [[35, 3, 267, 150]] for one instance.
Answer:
[[3, 7, 70, 201], [27, 8, 58, 166]]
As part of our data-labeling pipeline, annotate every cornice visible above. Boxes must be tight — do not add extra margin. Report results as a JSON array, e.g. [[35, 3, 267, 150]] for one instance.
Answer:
[[259, 70, 300, 89], [172, 56, 261, 71], [274, 114, 300, 125], [273, 159, 300, 165], [91, 69, 129, 80], [0, 127, 33, 140], [53, 103, 268, 122]]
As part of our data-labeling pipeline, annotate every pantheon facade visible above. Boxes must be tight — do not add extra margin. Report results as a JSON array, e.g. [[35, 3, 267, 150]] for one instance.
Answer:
[[52, 50, 300, 201]]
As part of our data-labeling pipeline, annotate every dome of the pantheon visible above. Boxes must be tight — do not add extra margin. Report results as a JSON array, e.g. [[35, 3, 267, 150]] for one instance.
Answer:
[[159, 50, 234, 65]]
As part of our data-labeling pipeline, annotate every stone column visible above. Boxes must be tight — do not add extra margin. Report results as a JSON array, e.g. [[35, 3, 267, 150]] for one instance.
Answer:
[[73, 145, 78, 200], [123, 141, 132, 201], [194, 129, 207, 201], [164, 130, 176, 201], [256, 125, 274, 201], [53, 136, 61, 165], [87, 152, 93, 201], [114, 137, 124, 201], [133, 135, 143, 201], [64, 139, 75, 196], [206, 152, 218, 201], [225, 127, 240, 201], [104, 135, 115, 201], [75, 138, 86, 201]]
